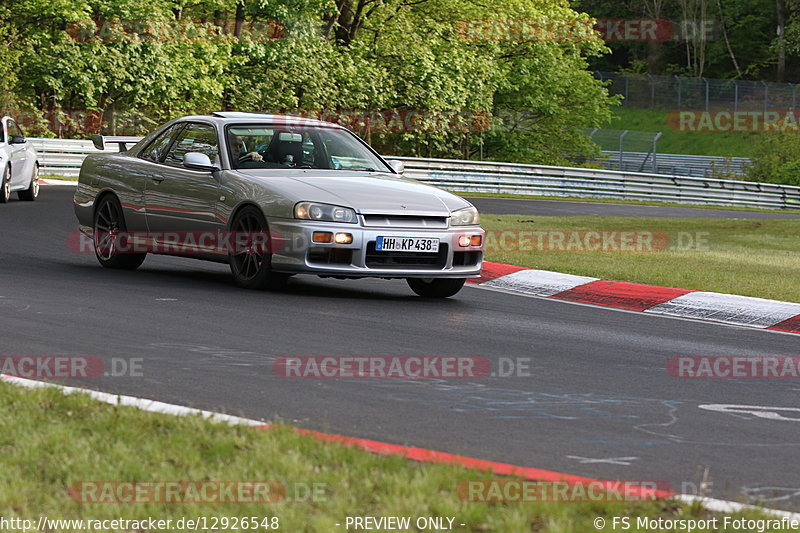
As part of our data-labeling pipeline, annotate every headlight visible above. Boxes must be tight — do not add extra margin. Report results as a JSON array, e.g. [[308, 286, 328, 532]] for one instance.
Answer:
[[450, 206, 480, 226], [294, 202, 358, 224]]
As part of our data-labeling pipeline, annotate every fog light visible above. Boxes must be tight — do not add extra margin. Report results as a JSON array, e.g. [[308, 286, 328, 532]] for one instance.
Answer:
[[470, 235, 482, 246], [458, 235, 471, 247], [334, 232, 353, 244], [312, 231, 332, 243]]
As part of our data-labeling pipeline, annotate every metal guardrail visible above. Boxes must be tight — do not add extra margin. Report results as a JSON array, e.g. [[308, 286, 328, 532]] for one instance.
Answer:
[[31, 138, 800, 210], [30, 137, 120, 177], [393, 157, 800, 210]]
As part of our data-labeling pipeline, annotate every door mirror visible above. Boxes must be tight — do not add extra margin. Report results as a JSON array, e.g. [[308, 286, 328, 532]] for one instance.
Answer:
[[183, 152, 218, 172], [386, 159, 404, 175], [9, 135, 26, 145]]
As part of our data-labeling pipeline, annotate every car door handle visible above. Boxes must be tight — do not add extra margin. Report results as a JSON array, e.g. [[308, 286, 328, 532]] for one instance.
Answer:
[[151, 176, 165, 183]]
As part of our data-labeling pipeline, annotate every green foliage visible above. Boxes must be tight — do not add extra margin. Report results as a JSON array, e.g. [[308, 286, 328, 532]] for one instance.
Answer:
[[0, 11, 23, 110], [574, 0, 800, 83], [4, 0, 618, 163], [746, 132, 800, 186]]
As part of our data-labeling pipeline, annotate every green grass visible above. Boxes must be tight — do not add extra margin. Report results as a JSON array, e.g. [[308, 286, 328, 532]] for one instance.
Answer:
[[1, 381, 795, 532], [482, 215, 800, 302], [608, 108, 760, 158]]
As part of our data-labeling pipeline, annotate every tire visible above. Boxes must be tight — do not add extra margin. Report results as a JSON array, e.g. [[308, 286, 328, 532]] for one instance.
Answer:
[[18, 164, 39, 201], [228, 206, 288, 290], [93, 195, 146, 269], [407, 277, 466, 298], [0, 166, 10, 204]]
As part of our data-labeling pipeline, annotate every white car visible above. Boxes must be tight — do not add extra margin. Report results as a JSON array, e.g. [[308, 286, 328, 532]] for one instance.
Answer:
[[1, 116, 39, 203]]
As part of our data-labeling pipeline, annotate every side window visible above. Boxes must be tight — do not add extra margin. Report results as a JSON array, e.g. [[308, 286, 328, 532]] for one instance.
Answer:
[[164, 123, 218, 168], [320, 131, 373, 170], [140, 124, 184, 162]]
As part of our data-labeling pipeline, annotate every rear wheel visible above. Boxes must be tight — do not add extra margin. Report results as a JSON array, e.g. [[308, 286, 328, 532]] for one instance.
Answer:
[[407, 277, 466, 298], [0, 166, 10, 203], [18, 164, 39, 201], [93, 195, 146, 269], [228, 206, 289, 290]]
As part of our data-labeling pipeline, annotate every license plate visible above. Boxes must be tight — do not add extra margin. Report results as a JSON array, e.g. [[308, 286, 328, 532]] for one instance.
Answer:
[[376, 236, 439, 253]]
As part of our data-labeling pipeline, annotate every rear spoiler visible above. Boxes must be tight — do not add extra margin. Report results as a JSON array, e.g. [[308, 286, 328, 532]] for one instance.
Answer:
[[91, 135, 143, 151]]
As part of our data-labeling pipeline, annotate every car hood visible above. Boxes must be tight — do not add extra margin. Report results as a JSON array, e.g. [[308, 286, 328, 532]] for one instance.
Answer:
[[236, 169, 472, 215]]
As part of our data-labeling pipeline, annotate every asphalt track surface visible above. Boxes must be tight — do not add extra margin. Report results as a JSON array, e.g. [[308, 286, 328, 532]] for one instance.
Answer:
[[467, 196, 800, 218], [3, 187, 800, 511]]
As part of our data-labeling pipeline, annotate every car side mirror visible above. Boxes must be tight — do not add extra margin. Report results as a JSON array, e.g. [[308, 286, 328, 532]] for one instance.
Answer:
[[9, 135, 25, 145], [387, 159, 405, 175], [183, 152, 219, 172]]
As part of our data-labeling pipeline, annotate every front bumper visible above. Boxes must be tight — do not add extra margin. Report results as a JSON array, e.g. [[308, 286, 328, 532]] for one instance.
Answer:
[[266, 218, 484, 278]]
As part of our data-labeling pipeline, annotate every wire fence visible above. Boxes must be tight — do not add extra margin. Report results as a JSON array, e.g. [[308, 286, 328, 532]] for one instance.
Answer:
[[586, 128, 662, 172], [596, 71, 800, 111]]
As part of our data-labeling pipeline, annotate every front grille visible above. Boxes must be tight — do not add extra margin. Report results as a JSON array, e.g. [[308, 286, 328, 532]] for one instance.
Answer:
[[362, 214, 448, 229], [365, 242, 448, 269]]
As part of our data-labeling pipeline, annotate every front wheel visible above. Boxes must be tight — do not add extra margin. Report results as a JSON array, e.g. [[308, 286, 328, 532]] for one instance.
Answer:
[[407, 278, 466, 298], [228, 206, 289, 290], [18, 164, 39, 201]]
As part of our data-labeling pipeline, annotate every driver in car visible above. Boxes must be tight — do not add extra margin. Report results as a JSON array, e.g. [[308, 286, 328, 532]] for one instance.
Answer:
[[229, 134, 264, 162]]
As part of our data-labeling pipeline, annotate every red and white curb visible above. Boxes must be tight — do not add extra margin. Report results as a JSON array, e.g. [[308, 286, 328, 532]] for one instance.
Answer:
[[468, 262, 800, 334], [2, 374, 799, 520]]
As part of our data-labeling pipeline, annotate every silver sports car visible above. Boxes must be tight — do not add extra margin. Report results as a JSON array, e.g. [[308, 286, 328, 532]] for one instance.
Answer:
[[73, 112, 484, 297], [1, 116, 39, 203]]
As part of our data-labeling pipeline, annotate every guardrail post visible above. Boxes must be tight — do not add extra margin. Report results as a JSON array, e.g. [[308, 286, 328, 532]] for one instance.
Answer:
[[618, 130, 628, 171], [652, 132, 662, 173], [733, 81, 739, 113]]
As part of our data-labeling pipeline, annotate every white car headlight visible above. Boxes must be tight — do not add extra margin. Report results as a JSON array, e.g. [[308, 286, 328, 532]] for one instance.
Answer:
[[450, 206, 480, 226], [294, 202, 358, 224]]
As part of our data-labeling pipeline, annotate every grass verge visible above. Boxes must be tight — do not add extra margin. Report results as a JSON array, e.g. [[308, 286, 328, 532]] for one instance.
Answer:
[[481, 215, 800, 303], [608, 108, 759, 158], [0, 381, 795, 532]]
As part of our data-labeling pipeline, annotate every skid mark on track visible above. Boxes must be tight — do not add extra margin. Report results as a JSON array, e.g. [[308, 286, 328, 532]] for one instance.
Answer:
[[379, 381, 682, 420]]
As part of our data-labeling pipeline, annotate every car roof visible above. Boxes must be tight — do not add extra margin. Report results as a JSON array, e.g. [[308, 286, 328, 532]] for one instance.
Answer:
[[179, 112, 347, 130]]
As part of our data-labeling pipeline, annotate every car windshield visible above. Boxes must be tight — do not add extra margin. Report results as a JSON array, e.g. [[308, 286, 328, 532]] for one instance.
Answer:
[[227, 124, 391, 172]]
